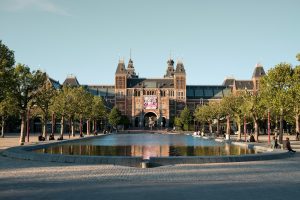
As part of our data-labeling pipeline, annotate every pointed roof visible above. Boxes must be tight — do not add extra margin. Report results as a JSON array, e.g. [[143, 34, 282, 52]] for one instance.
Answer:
[[252, 63, 266, 78], [127, 59, 138, 78], [164, 58, 175, 78], [48, 77, 61, 89], [175, 60, 186, 74], [63, 74, 80, 87], [115, 59, 127, 75]]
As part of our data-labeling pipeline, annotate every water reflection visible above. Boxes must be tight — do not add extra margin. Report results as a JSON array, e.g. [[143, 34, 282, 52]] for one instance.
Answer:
[[35, 134, 256, 159], [36, 144, 256, 159]]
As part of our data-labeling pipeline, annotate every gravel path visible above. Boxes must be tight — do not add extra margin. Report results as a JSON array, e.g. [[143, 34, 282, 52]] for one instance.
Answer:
[[1, 134, 300, 200]]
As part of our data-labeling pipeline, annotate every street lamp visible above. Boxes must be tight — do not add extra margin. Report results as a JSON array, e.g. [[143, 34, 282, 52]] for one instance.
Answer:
[[268, 109, 271, 144]]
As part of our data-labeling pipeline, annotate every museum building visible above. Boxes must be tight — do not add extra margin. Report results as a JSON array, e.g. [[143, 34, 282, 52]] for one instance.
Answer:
[[61, 58, 265, 128]]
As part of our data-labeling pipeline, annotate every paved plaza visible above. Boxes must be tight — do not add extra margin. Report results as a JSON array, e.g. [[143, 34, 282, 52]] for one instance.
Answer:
[[1, 133, 300, 200]]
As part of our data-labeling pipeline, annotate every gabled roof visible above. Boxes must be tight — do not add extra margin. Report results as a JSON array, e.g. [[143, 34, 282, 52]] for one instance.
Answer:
[[63, 75, 80, 87], [175, 61, 186, 74], [48, 77, 61, 89], [222, 78, 235, 87], [234, 80, 254, 90], [127, 78, 174, 88]]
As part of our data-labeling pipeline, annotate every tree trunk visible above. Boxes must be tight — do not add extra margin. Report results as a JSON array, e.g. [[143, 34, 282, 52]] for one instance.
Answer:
[[1, 117, 5, 138], [226, 115, 230, 140], [71, 120, 75, 137], [216, 118, 220, 136], [237, 121, 241, 140], [209, 121, 212, 134], [93, 120, 96, 134], [51, 113, 55, 135], [42, 115, 47, 138], [254, 119, 259, 142], [279, 114, 283, 144], [87, 120, 90, 135], [60, 116, 64, 137], [19, 112, 26, 145], [80, 117, 82, 136], [295, 114, 299, 133]]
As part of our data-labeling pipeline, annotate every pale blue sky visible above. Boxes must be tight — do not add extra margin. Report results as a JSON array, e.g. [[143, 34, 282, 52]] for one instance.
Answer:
[[0, 0, 299, 85]]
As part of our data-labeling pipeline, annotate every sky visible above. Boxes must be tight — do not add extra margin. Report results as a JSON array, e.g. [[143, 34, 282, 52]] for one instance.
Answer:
[[0, 0, 299, 85]]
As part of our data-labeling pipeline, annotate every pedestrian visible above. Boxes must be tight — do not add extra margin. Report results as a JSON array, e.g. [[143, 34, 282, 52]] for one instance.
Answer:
[[286, 137, 296, 153], [271, 136, 279, 149], [249, 134, 255, 142]]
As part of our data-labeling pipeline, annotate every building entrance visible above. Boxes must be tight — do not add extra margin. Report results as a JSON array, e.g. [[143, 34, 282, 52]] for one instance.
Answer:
[[144, 112, 157, 129]]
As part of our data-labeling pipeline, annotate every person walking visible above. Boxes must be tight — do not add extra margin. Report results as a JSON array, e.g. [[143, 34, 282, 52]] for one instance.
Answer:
[[286, 137, 296, 153], [271, 136, 279, 149]]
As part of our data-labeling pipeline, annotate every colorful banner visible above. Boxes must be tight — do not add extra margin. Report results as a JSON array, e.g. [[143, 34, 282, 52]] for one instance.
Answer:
[[144, 96, 157, 109]]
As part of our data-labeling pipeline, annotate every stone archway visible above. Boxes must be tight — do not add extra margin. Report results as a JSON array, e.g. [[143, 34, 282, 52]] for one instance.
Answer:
[[144, 112, 157, 129]]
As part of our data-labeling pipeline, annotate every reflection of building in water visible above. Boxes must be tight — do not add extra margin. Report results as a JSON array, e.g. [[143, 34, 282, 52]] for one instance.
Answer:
[[130, 145, 169, 159]]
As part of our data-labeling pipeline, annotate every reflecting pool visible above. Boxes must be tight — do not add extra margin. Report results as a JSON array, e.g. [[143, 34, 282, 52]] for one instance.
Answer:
[[35, 133, 257, 159]]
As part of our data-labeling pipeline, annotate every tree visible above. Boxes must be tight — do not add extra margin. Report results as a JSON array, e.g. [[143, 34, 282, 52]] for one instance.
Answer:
[[242, 91, 266, 141], [0, 40, 15, 102], [209, 101, 225, 136], [296, 53, 300, 62], [194, 105, 211, 133], [89, 96, 107, 134], [260, 63, 294, 143], [0, 92, 18, 137], [50, 87, 73, 139], [180, 106, 192, 131], [221, 94, 244, 140], [174, 116, 182, 130], [73, 87, 93, 136], [13, 64, 46, 145], [108, 106, 121, 131], [34, 77, 57, 138], [194, 102, 224, 135]]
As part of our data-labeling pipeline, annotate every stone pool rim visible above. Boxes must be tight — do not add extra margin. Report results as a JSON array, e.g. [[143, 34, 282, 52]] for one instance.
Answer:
[[1, 133, 292, 167]]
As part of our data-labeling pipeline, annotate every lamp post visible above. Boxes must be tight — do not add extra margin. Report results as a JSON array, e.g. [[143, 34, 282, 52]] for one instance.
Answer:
[[244, 114, 247, 142], [51, 112, 55, 135], [268, 109, 271, 144], [26, 109, 30, 142]]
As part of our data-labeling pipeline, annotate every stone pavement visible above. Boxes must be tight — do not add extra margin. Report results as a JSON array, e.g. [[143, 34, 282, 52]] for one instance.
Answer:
[[0, 133, 300, 200]]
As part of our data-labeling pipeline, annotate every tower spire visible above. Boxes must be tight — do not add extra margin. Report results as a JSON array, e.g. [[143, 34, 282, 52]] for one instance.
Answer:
[[130, 48, 132, 60]]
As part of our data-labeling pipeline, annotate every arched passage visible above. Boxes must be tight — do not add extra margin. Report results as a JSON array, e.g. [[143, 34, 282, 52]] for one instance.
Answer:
[[144, 112, 157, 129]]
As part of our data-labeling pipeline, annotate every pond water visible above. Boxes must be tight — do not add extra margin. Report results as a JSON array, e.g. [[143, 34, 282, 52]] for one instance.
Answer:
[[35, 133, 257, 159]]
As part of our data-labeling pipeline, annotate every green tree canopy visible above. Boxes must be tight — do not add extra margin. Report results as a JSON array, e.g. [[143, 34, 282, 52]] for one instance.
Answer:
[[0, 40, 15, 101], [260, 63, 294, 143], [180, 106, 192, 131], [12, 64, 46, 144], [108, 106, 121, 130], [0, 92, 19, 137], [34, 78, 57, 137]]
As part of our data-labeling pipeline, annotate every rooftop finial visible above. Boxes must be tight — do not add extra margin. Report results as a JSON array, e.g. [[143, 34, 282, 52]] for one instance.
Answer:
[[130, 48, 132, 60]]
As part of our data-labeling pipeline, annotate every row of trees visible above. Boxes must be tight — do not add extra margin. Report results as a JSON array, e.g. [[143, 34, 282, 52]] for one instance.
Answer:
[[193, 55, 300, 144], [0, 40, 110, 144]]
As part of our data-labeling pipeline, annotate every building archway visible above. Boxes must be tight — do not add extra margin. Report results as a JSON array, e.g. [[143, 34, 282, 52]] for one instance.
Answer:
[[144, 112, 157, 128]]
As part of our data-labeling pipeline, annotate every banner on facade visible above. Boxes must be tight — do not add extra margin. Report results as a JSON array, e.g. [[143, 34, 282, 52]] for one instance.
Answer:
[[144, 96, 157, 109]]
